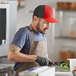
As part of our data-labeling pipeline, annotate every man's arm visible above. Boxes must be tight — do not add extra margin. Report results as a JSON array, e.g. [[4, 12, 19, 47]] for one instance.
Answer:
[[8, 44, 54, 66], [8, 44, 37, 62]]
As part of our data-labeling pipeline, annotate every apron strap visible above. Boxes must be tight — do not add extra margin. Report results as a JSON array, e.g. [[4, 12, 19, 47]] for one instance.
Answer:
[[28, 25, 34, 51], [28, 25, 34, 41], [29, 25, 33, 31]]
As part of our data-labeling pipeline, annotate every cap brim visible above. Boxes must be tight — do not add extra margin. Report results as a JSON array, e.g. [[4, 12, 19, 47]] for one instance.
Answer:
[[43, 18, 59, 23]]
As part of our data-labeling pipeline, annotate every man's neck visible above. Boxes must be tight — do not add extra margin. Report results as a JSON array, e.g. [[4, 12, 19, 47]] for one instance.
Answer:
[[31, 23, 39, 33]]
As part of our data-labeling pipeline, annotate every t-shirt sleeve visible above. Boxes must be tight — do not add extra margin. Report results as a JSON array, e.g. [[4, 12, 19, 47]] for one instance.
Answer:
[[11, 28, 27, 48]]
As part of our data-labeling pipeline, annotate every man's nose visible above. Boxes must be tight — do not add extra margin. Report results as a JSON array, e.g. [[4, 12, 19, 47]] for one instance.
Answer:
[[46, 24, 50, 29]]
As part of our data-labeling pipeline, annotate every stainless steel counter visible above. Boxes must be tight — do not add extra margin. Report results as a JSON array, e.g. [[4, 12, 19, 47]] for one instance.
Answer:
[[0, 64, 13, 76]]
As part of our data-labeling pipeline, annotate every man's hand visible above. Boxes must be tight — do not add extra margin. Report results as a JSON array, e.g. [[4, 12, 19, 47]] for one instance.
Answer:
[[35, 56, 55, 66], [74, 65, 76, 70]]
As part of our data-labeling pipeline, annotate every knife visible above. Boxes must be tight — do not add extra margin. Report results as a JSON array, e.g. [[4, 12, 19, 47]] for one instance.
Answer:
[[49, 61, 70, 72]]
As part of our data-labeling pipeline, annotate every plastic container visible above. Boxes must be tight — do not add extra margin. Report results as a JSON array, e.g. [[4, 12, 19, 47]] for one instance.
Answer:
[[68, 59, 76, 72]]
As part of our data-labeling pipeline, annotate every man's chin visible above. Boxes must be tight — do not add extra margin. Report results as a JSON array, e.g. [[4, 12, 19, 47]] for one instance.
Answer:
[[39, 29, 47, 34], [43, 30, 47, 34], [40, 31, 46, 34]]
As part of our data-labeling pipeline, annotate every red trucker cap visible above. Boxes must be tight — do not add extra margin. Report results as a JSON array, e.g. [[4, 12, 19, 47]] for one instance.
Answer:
[[33, 5, 59, 23]]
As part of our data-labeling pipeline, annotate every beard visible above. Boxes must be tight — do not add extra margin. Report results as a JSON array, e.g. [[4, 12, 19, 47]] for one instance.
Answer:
[[36, 22, 46, 34]]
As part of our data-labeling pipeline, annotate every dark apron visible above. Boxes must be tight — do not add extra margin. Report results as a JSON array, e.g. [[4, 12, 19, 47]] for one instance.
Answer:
[[15, 25, 47, 76]]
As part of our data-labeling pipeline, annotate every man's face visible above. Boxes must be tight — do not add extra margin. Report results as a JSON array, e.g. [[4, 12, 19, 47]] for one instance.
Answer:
[[36, 18, 50, 34]]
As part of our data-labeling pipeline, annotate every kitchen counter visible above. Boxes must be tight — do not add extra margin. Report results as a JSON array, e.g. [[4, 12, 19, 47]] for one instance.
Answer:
[[19, 66, 55, 76], [55, 72, 73, 76], [0, 64, 13, 76], [55, 65, 73, 76]]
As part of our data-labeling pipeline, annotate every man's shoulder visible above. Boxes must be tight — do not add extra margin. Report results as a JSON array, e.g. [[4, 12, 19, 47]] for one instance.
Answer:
[[17, 26, 31, 34], [19, 26, 30, 31]]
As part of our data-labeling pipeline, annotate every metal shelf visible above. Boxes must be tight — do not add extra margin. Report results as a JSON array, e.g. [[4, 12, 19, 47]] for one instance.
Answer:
[[55, 36, 76, 40]]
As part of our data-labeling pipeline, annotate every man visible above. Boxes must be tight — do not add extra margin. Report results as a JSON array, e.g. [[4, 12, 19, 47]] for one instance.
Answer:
[[8, 5, 59, 76]]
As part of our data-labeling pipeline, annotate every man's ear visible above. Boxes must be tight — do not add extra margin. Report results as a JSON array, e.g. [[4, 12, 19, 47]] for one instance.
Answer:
[[33, 16, 39, 24]]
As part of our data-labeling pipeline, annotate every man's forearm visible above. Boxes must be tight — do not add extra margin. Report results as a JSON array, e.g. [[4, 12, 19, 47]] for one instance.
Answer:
[[8, 51, 37, 62]]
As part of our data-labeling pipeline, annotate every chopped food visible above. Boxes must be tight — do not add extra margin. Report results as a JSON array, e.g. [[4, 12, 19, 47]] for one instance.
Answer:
[[60, 63, 69, 68], [60, 70, 70, 72]]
